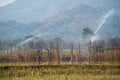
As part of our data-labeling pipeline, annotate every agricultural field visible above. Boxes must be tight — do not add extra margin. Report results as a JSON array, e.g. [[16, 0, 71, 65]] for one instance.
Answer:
[[0, 42, 120, 80], [0, 1, 120, 80], [0, 65, 120, 80]]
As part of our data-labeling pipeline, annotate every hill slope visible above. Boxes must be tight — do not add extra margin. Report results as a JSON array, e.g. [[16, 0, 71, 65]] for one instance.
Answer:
[[0, 1, 120, 40]]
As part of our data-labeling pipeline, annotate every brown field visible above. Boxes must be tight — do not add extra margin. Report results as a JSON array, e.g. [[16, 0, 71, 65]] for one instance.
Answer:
[[0, 42, 120, 80]]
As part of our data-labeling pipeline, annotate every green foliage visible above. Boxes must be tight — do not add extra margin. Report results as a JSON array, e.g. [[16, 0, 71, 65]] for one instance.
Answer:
[[82, 27, 94, 39]]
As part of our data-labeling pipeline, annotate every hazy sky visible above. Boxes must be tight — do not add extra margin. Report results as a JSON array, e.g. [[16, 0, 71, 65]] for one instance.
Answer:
[[0, 0, 15, 7]]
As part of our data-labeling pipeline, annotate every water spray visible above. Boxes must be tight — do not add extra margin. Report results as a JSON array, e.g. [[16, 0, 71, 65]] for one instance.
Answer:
[[16, 31, 50, 47], [91, 9, 114, 43], [17, 33, 42, 47], [95, 9, 114, 34]]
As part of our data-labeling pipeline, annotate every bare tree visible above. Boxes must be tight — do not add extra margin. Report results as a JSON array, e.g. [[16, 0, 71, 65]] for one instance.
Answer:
[[93, 42, 96, 64], [56, 40, 60, 65], [88, 40, 91, 64], [47, 49, 51, 65], [70, 42, 74, 65], [37, 48, 42, 66], [49, 41, 54, 65], [77, 43, 81, 64]]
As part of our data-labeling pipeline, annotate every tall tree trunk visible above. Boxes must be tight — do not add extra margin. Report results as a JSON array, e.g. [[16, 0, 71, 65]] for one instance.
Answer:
[[70, 42, 74, 65], [78, 43, 81, 64], [49, 41, 54, 65], [56, 40, 60, 65], [88, 40, 91, 64]]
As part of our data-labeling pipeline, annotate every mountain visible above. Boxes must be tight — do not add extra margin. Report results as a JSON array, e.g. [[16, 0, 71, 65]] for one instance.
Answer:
[[27, 4, 120, 40], [0, 0, 120, 40], [0, 21, 42, 40], [0, 0, 83, 23], [0, 0, 120, 23]]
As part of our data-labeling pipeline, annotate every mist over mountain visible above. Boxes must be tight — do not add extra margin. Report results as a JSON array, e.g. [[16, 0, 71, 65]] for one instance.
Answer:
[[0, 0, 82, 23], [0, 0, 120, 40], [0, 0, 120, 23], [0, 21, 41, 40]]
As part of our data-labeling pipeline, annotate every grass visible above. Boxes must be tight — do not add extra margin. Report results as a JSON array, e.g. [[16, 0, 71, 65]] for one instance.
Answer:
[[1, 75, 120, 80], [0, 64, 120, 80], [0, 62, 119, 67]]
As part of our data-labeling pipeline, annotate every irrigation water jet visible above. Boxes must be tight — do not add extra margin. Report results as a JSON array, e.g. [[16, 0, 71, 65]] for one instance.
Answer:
[[91, 9, 114, 42], [16, 31, 50, 48], [17, 33, 42, 47], [95, 9, 114, 35]]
